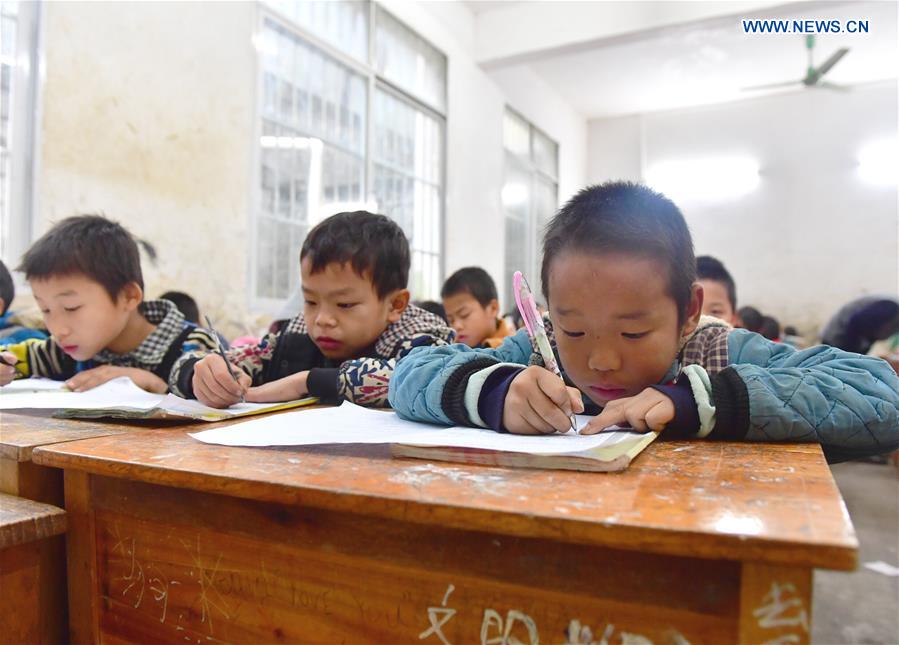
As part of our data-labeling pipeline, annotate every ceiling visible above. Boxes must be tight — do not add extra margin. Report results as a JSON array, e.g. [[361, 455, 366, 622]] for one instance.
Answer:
[[489, 1, 898, 118]]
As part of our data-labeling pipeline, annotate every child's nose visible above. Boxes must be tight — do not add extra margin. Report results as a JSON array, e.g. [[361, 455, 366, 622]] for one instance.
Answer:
[[587, 343, 621, 372], [315, 310, 337, 327]]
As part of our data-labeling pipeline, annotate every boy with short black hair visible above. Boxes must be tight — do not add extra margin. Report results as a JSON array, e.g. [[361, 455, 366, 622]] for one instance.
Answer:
[[175, 211, 454, 408], [0, 215, 219, 392], [696, 255, 737, 325], [0, 259, 47, 344], [441, 267, 512, 348], [389, 182, 899, 463]]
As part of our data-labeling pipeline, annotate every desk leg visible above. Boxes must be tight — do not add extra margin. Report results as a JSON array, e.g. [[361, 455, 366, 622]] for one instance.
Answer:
[[65, 470, 100, 645], [738, 561, 812, 645]]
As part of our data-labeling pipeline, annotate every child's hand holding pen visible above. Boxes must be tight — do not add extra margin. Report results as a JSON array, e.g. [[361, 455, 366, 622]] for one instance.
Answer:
[[192, 353, 252, 409], [502, 365, 585, 435], [0, 351, 19, 386]]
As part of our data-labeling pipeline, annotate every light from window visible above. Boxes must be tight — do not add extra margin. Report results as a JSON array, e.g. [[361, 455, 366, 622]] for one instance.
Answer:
[[858, 137, 898, 186]]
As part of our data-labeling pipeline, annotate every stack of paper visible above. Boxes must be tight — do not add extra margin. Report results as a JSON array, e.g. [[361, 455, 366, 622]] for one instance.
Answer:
[[0, 377, 316, 422]]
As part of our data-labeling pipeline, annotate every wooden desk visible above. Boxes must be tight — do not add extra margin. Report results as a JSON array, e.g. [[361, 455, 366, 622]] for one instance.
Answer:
[[33, 430, 857, 645], [0, 410, 131, 503]]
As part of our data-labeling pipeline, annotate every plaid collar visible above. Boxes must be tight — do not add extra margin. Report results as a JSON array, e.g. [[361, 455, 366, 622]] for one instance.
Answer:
[[93, 299, 186, 366], [284, 304, 454, 358]]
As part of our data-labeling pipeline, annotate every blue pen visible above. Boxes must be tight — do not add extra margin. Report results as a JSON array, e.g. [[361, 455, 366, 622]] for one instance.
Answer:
[[513, 271, 579, 433]]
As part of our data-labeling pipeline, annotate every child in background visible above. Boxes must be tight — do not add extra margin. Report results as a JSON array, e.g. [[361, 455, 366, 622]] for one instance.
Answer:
[[441, 267, 512, 348], [173, 211, 454, 408], [0, 259, 47, 344], [389, 182, 899, 463], [759, 315, 781, 342], [0, 215, 219, 393], [821, 296, 899, 356], [696, 255, 738, 325], [736, 305, 763, 332], [415, 300, 448, 323], [160, 289, 230, 349]]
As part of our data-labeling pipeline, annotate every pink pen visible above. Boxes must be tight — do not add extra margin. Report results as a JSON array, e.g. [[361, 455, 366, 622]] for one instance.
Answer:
[[513, 271, 578, 433]]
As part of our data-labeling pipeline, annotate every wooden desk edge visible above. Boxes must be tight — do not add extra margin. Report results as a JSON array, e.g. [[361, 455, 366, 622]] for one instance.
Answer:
[[32, 445, 859, 571]]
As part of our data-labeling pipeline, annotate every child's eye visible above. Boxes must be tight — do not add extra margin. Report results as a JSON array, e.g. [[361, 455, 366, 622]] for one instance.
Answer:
[[304, 300, 317, 306], [64, 306, 82, 313], [622, 331, 649, 339], [40, 309, 50, 315], [338, 303, 358, 309], [561, 329, 584, 338]]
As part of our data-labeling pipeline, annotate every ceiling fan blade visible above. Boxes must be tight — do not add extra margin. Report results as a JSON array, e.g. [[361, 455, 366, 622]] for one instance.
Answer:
[[741, 80, 802, 91], [815, 47, 850, 77]]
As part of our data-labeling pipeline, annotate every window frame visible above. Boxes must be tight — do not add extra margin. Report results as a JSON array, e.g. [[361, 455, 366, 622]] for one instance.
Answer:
[[1, 0, 43, 276], [502, 106, 559, 309], [248, 1, 446, 313]]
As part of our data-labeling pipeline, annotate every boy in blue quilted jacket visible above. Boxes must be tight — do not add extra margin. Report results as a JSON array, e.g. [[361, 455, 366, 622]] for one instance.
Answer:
[[388, 182, 899, 463]]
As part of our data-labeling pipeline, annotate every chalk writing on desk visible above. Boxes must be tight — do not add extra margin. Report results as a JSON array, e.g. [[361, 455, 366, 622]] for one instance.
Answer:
[[182, 535, 231, 634], [480, 608, 539, 645], [564, 619, 684, 645], [108, 522, 181, 623], [752, 581, 809, 645], [419, 584, 456, 645]]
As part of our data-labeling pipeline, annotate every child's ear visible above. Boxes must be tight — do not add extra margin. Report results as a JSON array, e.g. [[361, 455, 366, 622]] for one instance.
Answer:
[[386, 289, 411, 323], [118, 282, 144, 313], [0, 297, 5, 315], [486, 298, 500, 319], [681, 282, 704, 337]]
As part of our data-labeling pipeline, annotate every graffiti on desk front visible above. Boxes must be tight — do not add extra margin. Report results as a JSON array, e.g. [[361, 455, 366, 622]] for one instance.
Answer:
[[104, 524, 331, 637], [417, 584, 686, 645], [752, 581, 809, 645]]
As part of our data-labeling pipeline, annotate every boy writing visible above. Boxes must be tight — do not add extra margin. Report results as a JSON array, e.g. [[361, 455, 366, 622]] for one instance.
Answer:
[[0, 215, 219, 393], [173, 211, 454, 408], [388, 182, 899, 463], [441, 267, 512, 349]]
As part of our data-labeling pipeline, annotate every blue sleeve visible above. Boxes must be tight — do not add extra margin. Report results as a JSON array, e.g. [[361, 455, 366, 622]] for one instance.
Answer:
[[720, 328, 899, 462], [388, 330, 533, 425]]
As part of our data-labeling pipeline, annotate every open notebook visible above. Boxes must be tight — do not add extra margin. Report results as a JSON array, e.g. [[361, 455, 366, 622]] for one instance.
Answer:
[[0, 377, 317, 422], [189, 402, 658, 472]]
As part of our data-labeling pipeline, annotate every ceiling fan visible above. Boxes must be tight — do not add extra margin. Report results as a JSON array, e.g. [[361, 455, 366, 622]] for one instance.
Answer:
[[743, 35, 850, 92]]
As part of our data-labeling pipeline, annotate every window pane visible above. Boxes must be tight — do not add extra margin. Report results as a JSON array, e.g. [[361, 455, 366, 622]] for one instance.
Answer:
[[374, 6, 446, 112], [502, 157, 532, 308], [532, 128, 559, 180], [256, 20, 368, 301], [532, 175, 558, 297], [263, 0, 368, 62], [372, 87, 443, 299], [503, 109, 529, 159]]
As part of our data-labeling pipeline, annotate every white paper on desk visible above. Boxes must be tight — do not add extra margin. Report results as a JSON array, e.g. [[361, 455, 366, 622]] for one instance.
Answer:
[[1, 377, 70, 393], [0, 376, 313, 421], [188, 401, 634, 454], [0, 376, 164, 410]]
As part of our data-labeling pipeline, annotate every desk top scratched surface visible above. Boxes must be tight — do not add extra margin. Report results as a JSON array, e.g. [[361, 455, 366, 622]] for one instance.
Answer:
[[31, 418, 858, 570], [0, 410, 133, 462]]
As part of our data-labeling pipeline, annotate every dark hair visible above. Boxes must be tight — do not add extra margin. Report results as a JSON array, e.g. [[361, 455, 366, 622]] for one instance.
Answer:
[[19, 215, 155, 302], [415, 300, 447, 323], [696, 255, 737, 310], [542, 181, 695, 322], [759, 315, 781, 340], [160, 290, 200, 324], [300, 211, 409, 299], [440, 267, 498, 307], [738, 306, 763, 332], [784, 325, 798, 337], [0, 260, 13, 316]]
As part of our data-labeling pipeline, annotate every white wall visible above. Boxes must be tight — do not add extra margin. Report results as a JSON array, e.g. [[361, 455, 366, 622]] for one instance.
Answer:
[[38, 1, 259, 335], [587, 82, 899, 332]]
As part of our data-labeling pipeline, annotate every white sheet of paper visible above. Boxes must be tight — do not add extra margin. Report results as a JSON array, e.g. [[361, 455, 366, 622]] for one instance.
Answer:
[[0, 376, 165, 410], [0, 376, 311, 420], [188, 401, 635, 454], [1, 377, 70, 393]]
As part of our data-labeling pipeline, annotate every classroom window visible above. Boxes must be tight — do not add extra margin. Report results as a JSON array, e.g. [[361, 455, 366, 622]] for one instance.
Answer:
[[253, 2, 446, 309], [0, 0, 40, 268], [502, 108, 558, 309]]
